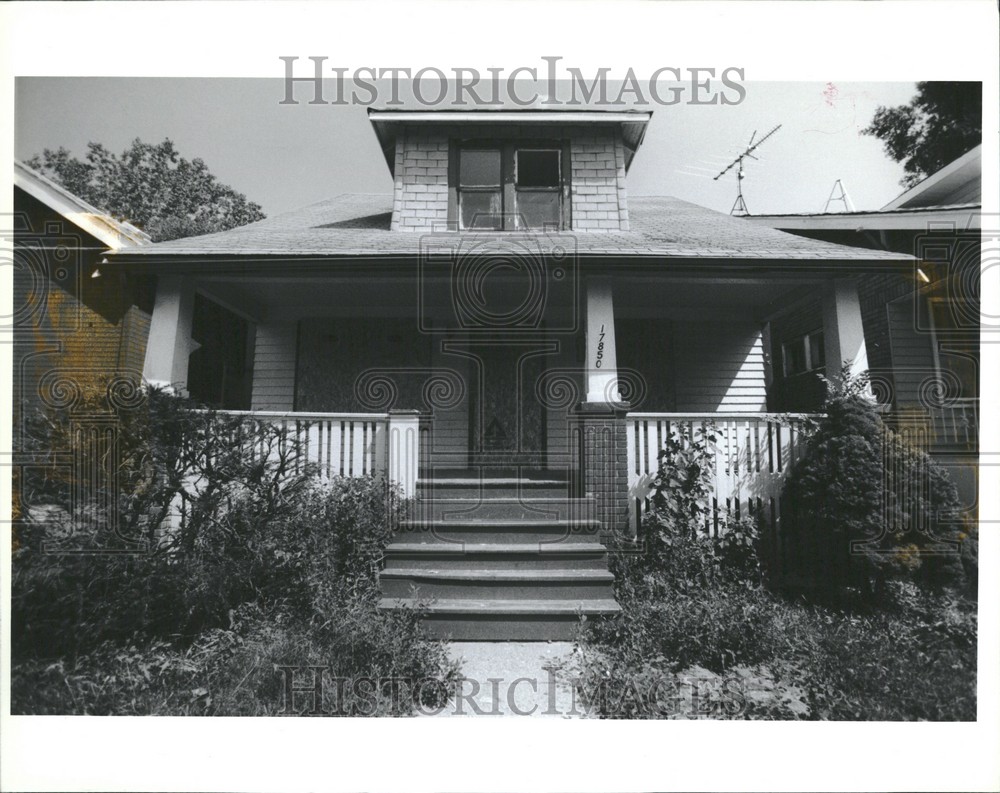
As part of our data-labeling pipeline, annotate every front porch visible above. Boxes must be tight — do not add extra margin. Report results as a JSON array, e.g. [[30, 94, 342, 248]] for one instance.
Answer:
[[141, 263, 873, 638], [141, 264, 870, 500]]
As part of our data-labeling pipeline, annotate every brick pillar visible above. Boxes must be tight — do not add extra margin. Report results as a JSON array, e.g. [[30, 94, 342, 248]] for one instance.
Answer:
[[579, 402, 630, 533]]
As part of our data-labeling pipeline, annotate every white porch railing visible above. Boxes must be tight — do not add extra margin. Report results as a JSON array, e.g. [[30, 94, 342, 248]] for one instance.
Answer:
[[166, 410, 420, 535], [626, 412, 816, 535], [212, 410, 421, 496]]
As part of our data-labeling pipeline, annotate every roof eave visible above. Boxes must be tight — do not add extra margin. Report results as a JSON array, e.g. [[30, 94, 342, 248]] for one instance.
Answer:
[[14, 160, 153, 249], [367, 108, 653, 177]]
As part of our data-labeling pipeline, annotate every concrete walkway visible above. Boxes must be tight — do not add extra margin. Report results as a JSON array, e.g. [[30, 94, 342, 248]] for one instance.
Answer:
[[417, 642, 594, 717]]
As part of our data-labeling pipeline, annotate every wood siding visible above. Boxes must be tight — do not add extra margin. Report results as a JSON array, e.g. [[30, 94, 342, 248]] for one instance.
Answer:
[[251, 321, 297, 410], [673, 322, 768, 412], [886, 297, 937, 406]]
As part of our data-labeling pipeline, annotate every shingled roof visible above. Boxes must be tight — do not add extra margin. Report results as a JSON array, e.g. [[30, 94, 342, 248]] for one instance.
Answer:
[[111, 194, 912, 262]]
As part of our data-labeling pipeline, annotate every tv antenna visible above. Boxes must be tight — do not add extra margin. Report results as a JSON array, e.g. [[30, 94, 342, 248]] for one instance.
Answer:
[[713, 124, 782, 216]]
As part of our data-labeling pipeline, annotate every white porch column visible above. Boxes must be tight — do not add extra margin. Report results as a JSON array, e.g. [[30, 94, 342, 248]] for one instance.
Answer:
[[585, 276, 621, 404], [822, 277, 869, 382], [142, 275, 198, 393]]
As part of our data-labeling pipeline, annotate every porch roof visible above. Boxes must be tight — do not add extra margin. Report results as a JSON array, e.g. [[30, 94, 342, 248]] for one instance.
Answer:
[[109, 194, 913, 263]]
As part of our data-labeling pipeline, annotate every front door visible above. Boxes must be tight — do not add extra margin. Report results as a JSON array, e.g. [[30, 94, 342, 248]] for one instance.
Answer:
[[467, 339, 549, 466]]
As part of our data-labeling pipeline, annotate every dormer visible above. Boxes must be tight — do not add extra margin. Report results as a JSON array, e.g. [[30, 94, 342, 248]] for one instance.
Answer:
[[368, 109, 651, 233]]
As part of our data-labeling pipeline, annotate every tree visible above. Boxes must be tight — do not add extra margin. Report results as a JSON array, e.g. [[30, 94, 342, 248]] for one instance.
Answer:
[[27, 138, 266, 242], [863, 82, 981, 189]]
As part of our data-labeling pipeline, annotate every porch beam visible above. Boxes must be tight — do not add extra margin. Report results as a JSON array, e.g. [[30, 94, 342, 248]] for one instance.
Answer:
[[142, 275, 198, 393]]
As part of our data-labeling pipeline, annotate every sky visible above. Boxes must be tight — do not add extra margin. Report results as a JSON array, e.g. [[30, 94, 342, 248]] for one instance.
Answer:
[[15, 78, 920, 219]]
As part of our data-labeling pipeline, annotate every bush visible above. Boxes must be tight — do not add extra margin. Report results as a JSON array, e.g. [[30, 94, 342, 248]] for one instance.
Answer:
[[11, 387, 459, 715], [782, 370, 970, 596], [608, 422, 765, 605], [573, 405, 977, 720], [11, 602, 461, 716]]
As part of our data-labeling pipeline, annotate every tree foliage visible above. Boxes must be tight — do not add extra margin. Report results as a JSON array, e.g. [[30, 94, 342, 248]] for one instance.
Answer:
[[27, 138, 266, 242], [863, 82, 981, 189]]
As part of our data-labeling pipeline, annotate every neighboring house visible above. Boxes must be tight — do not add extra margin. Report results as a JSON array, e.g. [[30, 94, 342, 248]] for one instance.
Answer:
[[105, 108, 914, 638], [12, 160, 153, 434], [749, 145, 981, 508]]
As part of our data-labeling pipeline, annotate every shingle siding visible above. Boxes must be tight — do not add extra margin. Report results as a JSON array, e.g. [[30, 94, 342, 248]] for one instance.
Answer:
[[571, 127, 629, 232], [391, 129, 450, 231]]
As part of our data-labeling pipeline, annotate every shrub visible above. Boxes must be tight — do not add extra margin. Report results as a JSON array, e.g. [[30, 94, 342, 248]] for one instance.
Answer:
[[12, 386, 319, 657], [608, 422, 765, 604], [11, 602, 461, 716], [12, 387, 460, 717], [575, 403, 976, 721], [782, 369, 969, 596]]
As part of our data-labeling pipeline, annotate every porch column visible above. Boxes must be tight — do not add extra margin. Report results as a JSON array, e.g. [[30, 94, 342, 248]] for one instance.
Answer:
[[142, 275, 198, 393], [579, 275, 628, 532], [585, 276, 621, 404], [822, 277, 869, 383]]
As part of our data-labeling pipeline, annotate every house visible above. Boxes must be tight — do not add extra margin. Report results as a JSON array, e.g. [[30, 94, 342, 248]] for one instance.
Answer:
[[749, 145, 981, 509], [11, 160, 153, 434], [105, 108, 914, 638], [11, 161, 154, 540]]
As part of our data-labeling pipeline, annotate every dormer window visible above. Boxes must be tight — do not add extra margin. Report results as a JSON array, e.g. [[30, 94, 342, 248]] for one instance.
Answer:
[[452, 142, 569, 230]]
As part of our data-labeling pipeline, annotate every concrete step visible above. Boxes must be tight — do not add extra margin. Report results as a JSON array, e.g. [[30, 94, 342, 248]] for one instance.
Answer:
[[417, 480, 574, 499], [409, 496, 596, 522], [393, 518, 602, 544], [378, 597, 621, 641], [381, 567, 615, 600], [385, 542, 610, 570], [416, 470, 575, 500]]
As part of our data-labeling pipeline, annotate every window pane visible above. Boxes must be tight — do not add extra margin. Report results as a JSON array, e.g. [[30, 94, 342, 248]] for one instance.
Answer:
[[515, 191, 561, 229], [782, 341, 806, 377], [460, 149, 501, 187], [461, 191, 502, 229], [516, 149, 560, 187], [808, 332, 825, 370]]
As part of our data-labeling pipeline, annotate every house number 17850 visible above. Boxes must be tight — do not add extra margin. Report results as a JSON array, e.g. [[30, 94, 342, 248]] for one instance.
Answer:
[[595, 324, 605, 368]]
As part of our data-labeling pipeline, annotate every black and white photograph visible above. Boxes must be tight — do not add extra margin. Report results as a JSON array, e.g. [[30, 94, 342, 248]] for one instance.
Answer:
[[1, 2, 998, 791]]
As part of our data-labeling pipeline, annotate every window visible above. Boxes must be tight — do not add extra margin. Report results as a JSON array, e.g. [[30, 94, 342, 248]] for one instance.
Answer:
[[458, 148, 503, 230], [453, 142, 568, 230], [781, 330, 825, 377]]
